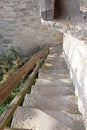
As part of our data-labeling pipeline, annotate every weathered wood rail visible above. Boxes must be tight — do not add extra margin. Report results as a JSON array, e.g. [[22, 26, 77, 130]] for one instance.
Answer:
[[5, 128, 32, 130], [0, 45, 49, 130]]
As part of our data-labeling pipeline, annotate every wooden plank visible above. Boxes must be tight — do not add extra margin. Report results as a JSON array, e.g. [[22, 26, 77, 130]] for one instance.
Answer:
[[5, 128, 32, 130], [0, 55, 48, 130], [0, 45, 49, 105]]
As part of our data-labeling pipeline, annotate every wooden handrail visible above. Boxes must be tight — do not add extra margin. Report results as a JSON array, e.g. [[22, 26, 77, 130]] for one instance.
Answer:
[[0, 45, 49, 105], [0, 45, 49, 130], [5, 128, 32, 130], [0, 57, 47, 130]]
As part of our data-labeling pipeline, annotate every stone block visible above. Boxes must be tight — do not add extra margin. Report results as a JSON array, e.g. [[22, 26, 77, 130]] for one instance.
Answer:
[[11, 107, 71, 130]]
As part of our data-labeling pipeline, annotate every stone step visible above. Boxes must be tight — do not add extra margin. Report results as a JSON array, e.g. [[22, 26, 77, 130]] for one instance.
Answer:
[[35, 78, 72, 87], [38, 69, 70, 80], [42, 110, 85, 130], [47, 50, 64, 57], [45, 56, 65, 63], [42, 59, 67, 70], [44, 58, 68, 71], [31, 85, 75, 96], [11, 107, 71, 130], [44, 110, 85, 130], [40, 67, 67, 74], [41, 55, 67, 66], [46, 55, 66, 63], [23, 94, 79, 114], [43, 63, 67, 71], [49, 45, 63, 54], [45, 52, 65, 59], [19, 105, 84, 130]]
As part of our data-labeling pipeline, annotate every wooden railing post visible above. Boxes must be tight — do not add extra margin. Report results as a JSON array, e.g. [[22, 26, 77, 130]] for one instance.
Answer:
[[0, 45, 49, 130], [0, 45, 49, 106]]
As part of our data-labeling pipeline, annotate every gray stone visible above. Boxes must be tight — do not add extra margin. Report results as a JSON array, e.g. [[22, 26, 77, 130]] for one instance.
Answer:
[[31, 85, 74, 96], [12, 45, 85, 130], [12, 107, 71, 130], [23, 94, 78, 113]]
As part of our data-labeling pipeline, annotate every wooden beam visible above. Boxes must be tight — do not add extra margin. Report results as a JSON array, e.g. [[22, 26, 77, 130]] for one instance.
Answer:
[[4, 128, 32, 130], [0, 54, 48, 130], [0, 45, 49, 105]]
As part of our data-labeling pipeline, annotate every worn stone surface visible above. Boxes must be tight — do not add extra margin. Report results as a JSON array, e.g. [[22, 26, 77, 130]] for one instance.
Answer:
[[12, 107, 71, 130], [23, 94, 78, 113], [23, 94, 84, 130], [31, 85, 74, 96], [35, 78, 72, 86], [12, 45, 85, 130]]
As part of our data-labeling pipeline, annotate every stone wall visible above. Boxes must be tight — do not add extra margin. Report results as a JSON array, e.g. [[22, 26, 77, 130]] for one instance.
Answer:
[[63, 34, 87, 127], [0, 0, 39, 53], [39, 0, 54, 12], [78, 0, 87, 22], [79, 0, 87, 12], [0, 0, 62, 55]]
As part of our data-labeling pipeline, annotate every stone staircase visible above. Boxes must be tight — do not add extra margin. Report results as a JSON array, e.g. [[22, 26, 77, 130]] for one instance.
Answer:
[[11, 43, 85, 130]]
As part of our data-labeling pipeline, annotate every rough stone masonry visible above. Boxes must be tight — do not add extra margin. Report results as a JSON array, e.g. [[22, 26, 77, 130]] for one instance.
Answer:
[[0, 0, 87, 54], [0, 0, 62, 54]]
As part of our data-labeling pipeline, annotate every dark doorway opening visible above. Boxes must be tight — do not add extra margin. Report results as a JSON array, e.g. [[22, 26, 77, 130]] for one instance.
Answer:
[[39, 0, 67, 20], [54, 0, 83, 21], [54, 0, 61, 19]]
